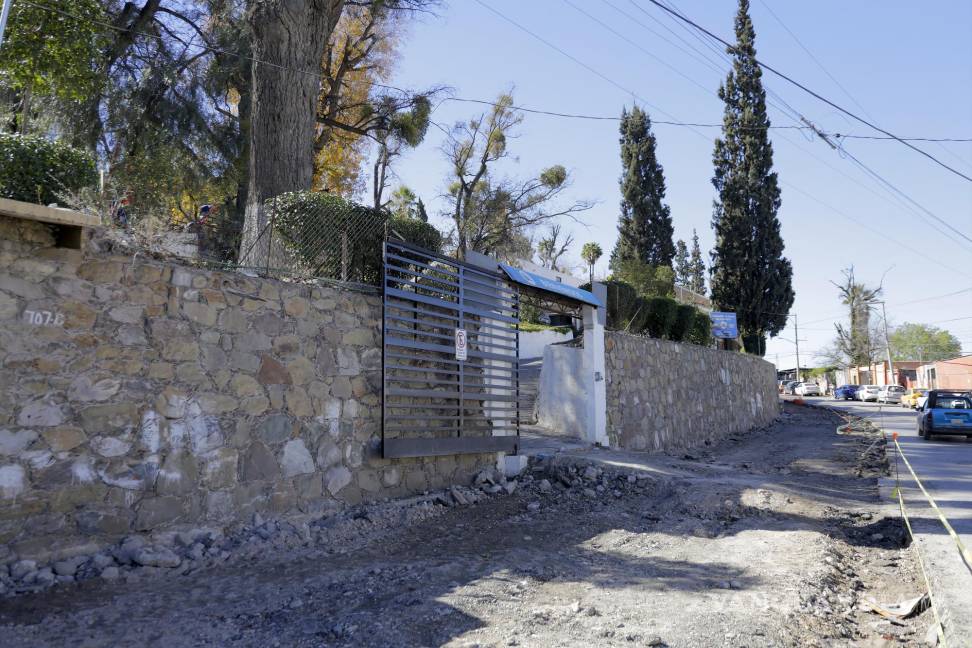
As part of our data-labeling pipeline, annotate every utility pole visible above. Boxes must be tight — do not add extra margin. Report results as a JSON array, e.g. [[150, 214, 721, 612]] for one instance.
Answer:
[[794, 314, 802, 382], [0, 0, 13, 49], [880, 302, 895, 386]]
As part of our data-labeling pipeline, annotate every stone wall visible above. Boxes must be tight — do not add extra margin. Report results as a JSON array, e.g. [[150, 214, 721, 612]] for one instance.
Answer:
[[0, 215, 491, 563], [604, 332, 779, 452]]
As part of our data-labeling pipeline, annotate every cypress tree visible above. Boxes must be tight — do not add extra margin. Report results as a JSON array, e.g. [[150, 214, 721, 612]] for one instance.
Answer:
[[688, 229, 706, 295], [415, 197, 428, 222], [610, 106, 675, 272], [674, 239, 690, 286], [710, 0, 794, 356]]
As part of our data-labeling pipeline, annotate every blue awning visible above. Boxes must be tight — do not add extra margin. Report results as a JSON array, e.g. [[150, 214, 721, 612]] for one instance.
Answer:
[[499, 263, 603, 307]]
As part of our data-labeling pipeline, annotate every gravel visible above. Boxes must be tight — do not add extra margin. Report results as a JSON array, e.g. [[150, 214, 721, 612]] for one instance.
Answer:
[[0, 404, 932, 647]]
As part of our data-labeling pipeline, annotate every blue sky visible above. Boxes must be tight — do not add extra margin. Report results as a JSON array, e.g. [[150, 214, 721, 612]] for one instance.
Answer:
[[382, 0, 972, 366]]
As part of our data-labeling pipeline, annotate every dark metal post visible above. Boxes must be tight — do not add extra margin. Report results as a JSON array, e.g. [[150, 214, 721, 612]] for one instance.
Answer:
[[266, 196, 276, 276], [380, 240, 388, 458]]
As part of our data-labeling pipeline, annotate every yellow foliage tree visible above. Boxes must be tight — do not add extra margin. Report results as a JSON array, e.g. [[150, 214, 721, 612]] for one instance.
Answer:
[[313, 5, 402, 198]]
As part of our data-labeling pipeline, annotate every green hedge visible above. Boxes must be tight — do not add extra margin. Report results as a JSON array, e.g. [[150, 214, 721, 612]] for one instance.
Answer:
[[643, 296, 677, 339], [0, 134, 96, 205], [584, 278, 711, 345], [670, 304, 697, 342], [582, 280, 639, 330], [268, 191, 442, 284], [689, 310, 712, 345]]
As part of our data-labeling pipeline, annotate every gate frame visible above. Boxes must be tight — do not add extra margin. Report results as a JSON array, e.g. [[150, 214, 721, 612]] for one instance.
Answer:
[[381, 239, 522, 459]]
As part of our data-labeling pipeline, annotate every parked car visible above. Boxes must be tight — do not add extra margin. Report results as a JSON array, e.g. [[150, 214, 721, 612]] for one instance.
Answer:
[[783, 381, 801, 395], [834, 385, 860, 400], [918, 391, 972, 440], [877, 385, 906, 404], [777, 380, 788, 394], [902, 388, 929, 409], [857, 385, 881, 402], [795, 382, 821, 396]]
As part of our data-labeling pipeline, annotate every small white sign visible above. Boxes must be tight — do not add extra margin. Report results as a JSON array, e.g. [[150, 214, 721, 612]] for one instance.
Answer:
[[455, 328, 468, 361]]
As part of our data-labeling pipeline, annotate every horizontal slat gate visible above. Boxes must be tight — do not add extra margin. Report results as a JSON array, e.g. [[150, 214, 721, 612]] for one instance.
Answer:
[[382, 240, 521, 458]]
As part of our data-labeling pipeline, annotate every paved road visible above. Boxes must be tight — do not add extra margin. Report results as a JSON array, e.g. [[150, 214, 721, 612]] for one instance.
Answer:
[[805, 396, 972, 645]]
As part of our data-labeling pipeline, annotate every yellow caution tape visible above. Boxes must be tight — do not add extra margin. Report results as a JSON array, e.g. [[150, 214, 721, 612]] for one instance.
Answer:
[[897, 489, 948, 648], [893, 437, 972, 569]]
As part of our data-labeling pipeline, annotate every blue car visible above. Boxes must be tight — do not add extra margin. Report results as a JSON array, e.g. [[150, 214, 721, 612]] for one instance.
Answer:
[[918, 391, 972, 440], [834, 385, 860, 400]]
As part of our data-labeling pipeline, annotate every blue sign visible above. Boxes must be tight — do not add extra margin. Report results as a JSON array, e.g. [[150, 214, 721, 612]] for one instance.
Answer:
[[709, 311, 738, 339], [499, 263, 603, 307]]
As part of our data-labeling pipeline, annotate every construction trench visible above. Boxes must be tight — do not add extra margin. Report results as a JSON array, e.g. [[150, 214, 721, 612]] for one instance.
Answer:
[[0, 403, 935, 647]]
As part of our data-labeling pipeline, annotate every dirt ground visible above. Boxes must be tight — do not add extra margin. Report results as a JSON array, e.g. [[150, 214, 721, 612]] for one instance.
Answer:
[[0, 404, 935, 647]]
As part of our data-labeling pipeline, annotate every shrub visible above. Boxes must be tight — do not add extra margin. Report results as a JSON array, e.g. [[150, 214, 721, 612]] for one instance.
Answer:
[[582, 280, 640, 330], [519, 298, 543, 325], [387, 215, 442, 254], [0, 134, 96, 205], [612, 258, 675, 298], [643, 296, 678, 339], [268, 191, 442, 284], [689, 310, 713, 346], [670, 304, 697, 342]]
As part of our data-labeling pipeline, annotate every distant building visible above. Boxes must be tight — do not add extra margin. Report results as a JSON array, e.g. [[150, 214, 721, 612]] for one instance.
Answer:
[[917, 355, 972, 391], [839, 360, 922, 387], [674, 285, 712, 312]]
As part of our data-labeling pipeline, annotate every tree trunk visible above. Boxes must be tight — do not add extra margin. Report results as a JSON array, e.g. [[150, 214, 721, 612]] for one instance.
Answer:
[[239, 0, 345, 267]]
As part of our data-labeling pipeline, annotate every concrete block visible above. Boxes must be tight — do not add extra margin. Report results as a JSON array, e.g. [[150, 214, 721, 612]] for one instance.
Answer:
[[501, 454, 528, 478]]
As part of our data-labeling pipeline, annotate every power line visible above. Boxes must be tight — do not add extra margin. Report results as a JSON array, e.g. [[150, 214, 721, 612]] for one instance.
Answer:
[[470, 0, 698, 136], [440, 97, 806, 130], [641, 0, 972, 183], [836, 134, 972, 143], [834, 143, 972, 247], [562, 0, 724, 102], [741, 4, 972, 246], [29, 0, 972, 288], [596, 0, 972, 257], [754, 0, 877, 123], [470, 0, 972, 317], [18, 1, 971, 146], [798, 288, 972, 327]]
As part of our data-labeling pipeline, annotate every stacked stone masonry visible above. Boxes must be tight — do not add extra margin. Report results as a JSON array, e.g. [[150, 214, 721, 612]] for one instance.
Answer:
[[0, 216, 491, 563], [604, 331, 779, 451]]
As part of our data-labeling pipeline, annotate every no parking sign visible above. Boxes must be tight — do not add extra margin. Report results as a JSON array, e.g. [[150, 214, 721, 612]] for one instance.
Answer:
[[455, 328, 467, 361]]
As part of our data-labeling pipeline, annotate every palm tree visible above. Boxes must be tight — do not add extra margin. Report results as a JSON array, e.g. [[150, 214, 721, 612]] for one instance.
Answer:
[[831, 266, 883, 366], [580, 242, 603, 285]]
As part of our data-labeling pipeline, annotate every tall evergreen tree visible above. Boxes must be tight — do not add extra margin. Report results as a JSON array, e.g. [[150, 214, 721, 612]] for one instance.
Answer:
[[415, 198, 429, 222], [710, 0, 794, 356], [674, 239, 690, 286], [610, 106, 675, 272], [687, 229, 706, 295]]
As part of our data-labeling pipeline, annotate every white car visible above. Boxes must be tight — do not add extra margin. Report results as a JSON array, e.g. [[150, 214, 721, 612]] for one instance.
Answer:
[[795, 382, 821, 396], [857, 385, 881, 402], [877, 385, 906, 404]]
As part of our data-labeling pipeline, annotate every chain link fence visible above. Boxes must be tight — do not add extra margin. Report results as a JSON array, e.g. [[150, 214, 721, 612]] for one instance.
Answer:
[[103, 190, 441, 288], [233, 193, 390, 284]]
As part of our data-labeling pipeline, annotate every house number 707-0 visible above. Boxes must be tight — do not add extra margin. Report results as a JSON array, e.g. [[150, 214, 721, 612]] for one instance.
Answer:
[[23, 310, 65, 326]]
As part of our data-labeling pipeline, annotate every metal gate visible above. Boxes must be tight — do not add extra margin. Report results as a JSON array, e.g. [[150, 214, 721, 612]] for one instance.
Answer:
[[382, 239, 521, 458]]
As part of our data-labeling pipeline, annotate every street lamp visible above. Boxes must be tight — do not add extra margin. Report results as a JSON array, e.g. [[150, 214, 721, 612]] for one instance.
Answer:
[[776, 333, 808, 382]]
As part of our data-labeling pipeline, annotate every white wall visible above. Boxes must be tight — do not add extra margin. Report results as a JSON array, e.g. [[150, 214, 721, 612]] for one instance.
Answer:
[[518, 328, 573, 359], [535, 345, 588, 438]]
